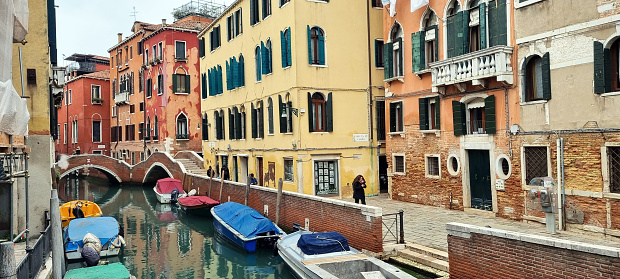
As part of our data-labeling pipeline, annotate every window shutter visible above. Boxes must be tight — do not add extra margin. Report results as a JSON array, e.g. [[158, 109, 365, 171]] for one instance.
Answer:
[[279, 95, 286, 133], [318, 31, 325, 65], [434, 25, 439, 62], [411, 31, 425, 73], [260, 100, 265, 137], [199, 38, 205, 57], [434, 96, 441, 129], [308, 92, 314, 132], [262, 0, 267, 19], [389, 102, 396, 132], [228, 108, 234, 139], [250, 0, 255, 25], [261, 42, 268, 74], [594, 41, 610, 94], [419, 98, 429, 130], [250, 103, 256, 138], [281, 31, 287, 68], [202, 115, 208, 140], [201, 73, 207, 99], [452, 101, 465, 136], [208, 69, 213, 96], [240, 56, 245, 87], [217, 65, 223, 94], [287, 101, 293, 133], [485, 95, 496, 134], [460, 10, 470, 55], [384, 42, 393, 79], [447, 15, 456, 58], [479, 3, 487, 49], [235, 110, 242, 139], [138, 41, 143, 55], [396, 37, 403, 75], [172, 74, 178, 93], [374, 40, 380, 67], [226, 60, 231, 90], [185, 75, 190, 94], [268, 43, 273, 73], [326, 92, 333, 132], [540, 52, 552, 100], [286, 29, 292, 66], [489, 0, 507, 47], [215, 113, 221, 139], [307, 25, 312, 64], [147, 78, 152, 96], [232, 57, 239, 89]]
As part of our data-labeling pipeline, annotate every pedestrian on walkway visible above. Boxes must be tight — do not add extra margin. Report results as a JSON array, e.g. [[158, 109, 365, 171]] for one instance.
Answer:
[[222, 166, 230, 180], [206, 166, 214, 177], [249, 173, 258, 185], [352, 175, 366, 205]]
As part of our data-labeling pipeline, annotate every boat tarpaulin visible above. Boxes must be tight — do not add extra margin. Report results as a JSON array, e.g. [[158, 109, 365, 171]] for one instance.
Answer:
[[156, 178, 185, 194], [64, 216, 119, 250], [178, 196, 219, 207], [213, 202, 280, 239], [297, 231, 350, 255]]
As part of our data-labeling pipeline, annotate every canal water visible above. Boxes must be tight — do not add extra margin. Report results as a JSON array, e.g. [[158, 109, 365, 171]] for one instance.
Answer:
[[59, 176, 295, 279]]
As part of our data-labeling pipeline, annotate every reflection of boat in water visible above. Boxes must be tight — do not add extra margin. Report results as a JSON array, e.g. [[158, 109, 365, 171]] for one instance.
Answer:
[[154, 203, 179, 222], [212, 233, 276, 276], [60, 200, 103, 228]]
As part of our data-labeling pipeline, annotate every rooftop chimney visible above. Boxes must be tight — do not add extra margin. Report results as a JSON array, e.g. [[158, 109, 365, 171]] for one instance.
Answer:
[[197, 22, 202, 30], [117, 33, 123, 43], [162, 19, 167, 26]]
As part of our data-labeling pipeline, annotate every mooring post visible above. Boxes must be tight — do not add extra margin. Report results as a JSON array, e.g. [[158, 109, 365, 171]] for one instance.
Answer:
[[276, 178, 283, 225], [399, 209, 404, 244], [208, 173, 213, 197], [244, 175, 251, 206], [0, 242, 16, 279], [218, 178, 224, 203], [50, 189, 65, 278]]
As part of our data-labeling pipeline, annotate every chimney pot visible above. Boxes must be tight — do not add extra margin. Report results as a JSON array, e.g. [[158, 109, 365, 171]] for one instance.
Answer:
[[117, 33, 123, 43], [162, 19, 167, 26]]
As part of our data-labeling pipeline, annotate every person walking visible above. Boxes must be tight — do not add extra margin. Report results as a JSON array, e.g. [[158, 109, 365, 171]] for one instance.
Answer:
[[352, 175, 367, 205], [222, 166, 230, 180], [249, 173, 258, 185]]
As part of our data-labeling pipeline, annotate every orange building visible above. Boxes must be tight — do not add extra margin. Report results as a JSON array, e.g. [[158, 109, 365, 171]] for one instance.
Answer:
[[383, 0, 520, 217]]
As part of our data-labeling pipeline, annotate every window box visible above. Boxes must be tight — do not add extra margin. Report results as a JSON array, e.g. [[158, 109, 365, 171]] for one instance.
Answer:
[[92, 98, 103, 105], [175, 57, 187, 62]]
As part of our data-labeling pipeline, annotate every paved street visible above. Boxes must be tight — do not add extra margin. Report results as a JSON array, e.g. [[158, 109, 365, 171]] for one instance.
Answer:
[[340, 193, 620, 252]]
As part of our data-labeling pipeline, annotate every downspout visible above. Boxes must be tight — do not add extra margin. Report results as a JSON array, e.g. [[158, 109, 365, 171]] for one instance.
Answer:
[[365, 0, 376, 195], [556, 137, 562, 230], [560, 137, 566, 230]]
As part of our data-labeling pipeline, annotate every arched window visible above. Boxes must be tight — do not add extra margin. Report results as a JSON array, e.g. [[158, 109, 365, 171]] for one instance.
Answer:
[[146, 116, 151, 139], [201, 113, 209, 141], [412, 10, 439, 71], [238, 54, 245, 87], [176, 113, 188, 139], [255, 46, 262, 82], [154, 116, 159, 140], [265, 39, 273, 74], [311, 93, 326, 132], [219, 109, 226, 140], [240, 106, 246, 139], [267, 98, 274, 135], [309, 26, 326, 65], [388, 23, 404, 77], [523, 53, 550, 102]]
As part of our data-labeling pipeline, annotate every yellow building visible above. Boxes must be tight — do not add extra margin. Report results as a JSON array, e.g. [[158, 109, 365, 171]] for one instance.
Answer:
[[198, 0, 385, 198]]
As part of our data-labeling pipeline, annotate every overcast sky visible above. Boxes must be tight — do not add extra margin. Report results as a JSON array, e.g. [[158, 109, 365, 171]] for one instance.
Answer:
[[56, 0, 234, 66]]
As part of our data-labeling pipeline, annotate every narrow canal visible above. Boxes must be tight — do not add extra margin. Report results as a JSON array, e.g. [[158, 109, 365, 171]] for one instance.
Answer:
[[59, 176, 295, 279]]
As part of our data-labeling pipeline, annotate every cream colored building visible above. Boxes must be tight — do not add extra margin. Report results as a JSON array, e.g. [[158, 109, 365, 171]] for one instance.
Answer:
[[198, 0, 385, 198]]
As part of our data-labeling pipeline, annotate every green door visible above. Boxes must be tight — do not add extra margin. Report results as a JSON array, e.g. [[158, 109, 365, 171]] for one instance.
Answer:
[[468, 150, 492, 211]]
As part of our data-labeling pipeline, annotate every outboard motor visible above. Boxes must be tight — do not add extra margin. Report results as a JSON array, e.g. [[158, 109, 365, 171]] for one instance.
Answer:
[[171, 188, 179, 203], [72, 205, 85, 219]]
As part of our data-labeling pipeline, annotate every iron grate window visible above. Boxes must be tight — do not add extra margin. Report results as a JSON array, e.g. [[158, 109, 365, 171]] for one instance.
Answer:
[[524, 146, 548, 184], [609, 147, 620, 193], [427, 156, 439, 176], [284, 158, 294, 182], [394, 155, 405, 173]]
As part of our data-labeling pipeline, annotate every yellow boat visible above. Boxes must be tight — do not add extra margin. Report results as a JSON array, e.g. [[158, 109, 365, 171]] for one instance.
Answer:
[[60, 200, 103, 227]]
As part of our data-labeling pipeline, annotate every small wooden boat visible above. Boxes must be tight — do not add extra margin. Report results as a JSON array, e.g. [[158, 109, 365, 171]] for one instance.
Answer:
[[153, 178, 187, 203], [64, 262, 131, 279], [177, 195, 220, 215], [277, 230, 416, 279], [60, 200, 103, 228], [211, 202, 285, 253], [64, 216, 124, 260]]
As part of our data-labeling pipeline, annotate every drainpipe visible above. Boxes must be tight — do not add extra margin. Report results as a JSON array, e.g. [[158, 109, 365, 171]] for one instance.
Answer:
[[556, 138, 562, 230], [365, 0, 377, 195], [560, 137, 566, 230]]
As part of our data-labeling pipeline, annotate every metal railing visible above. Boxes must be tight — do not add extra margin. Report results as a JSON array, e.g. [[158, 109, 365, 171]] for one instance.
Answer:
[[15, 224, 51, 279], [114, 91, 129, 104], [382, 210, 404, 244]]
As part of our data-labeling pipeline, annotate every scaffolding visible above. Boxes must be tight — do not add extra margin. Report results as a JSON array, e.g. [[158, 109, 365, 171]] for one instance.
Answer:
[[172, 0, 227, 21]]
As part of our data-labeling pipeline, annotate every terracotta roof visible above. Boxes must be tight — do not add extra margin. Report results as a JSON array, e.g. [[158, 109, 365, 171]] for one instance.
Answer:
[[81, 69, 110, 80]]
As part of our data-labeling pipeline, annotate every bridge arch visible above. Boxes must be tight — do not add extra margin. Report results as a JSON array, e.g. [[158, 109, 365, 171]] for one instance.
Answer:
[[59, 164, 123, 183], [143, 162, 173, 184]]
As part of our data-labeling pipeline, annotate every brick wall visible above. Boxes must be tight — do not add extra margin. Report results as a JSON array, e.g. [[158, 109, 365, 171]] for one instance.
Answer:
[[185, 173, 384, 253], [447, 223, 620, 279]]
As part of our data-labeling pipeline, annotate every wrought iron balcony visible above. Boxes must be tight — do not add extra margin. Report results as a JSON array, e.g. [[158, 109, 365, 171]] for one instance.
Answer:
[[430, 45, 514, 93], [114, 91, 129, 105]]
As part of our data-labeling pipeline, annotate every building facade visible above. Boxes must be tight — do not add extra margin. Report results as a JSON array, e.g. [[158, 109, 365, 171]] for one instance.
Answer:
[[56, 69, 111, 156], [514, 0, 620, 231], [198, 0, 385, 197], [383, 0, 520, 215]]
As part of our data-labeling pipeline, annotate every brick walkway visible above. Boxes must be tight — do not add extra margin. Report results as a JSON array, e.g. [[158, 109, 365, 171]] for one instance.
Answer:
[[339, 193, 620, 252]]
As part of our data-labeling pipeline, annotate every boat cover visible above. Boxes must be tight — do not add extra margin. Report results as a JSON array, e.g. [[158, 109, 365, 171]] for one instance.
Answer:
[[297, 231, 350, 255], [156, 178, 185, 194], [212, 202, 280, 238], [64, 217, 119, 249], [64, 263, 130, 279], [178, 196, 220, 207]]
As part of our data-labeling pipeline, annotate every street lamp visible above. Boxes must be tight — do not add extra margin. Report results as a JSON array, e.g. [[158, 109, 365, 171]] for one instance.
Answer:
[[281, 107, 298, 118]]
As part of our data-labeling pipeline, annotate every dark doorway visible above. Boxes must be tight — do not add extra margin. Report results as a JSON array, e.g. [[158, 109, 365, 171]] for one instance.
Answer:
[[468, 149, 492, 211], [379, 155, 388, 193]]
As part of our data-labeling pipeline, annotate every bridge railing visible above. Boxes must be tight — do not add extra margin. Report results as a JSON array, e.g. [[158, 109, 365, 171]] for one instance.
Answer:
[[382, 210, 404, 244]]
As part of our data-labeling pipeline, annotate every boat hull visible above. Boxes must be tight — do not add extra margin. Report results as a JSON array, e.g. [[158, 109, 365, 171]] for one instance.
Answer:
[[153, 186, 187, 204], [65, 246, 121, 260], [211, 204, 283, 253], [60, 200, 103, 228]]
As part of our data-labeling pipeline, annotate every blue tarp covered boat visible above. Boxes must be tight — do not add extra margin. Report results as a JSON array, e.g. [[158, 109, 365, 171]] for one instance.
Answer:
[[63, 216, 124, 260], [211, 202, 285, 253]]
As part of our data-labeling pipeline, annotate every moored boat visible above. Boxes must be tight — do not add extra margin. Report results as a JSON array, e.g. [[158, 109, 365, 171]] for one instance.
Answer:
[[177, 195, 220, 215], [60, 200, 103, 228], [64, 262, 132, 279], [211, 202, 285, 253], [64, 216, 125, 261], [277, 230, 417, 279], [153, 178, 187, 203]]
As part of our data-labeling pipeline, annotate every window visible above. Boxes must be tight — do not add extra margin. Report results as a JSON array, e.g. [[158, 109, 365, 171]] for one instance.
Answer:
[[63, 123, 67, 144], [452, 95, 496, 136], [158, 42, 163, 60], [255, 46, 262, 81], [146, 78, 152, 98], [262, 40, 273, 74], [68, 90, 72, 104], [524, 54, 551, 102], [240, 107, 246, 139], [425, 155, 440, 178], [139, 102, 144, 112], [384, 22, 404, 79], [279, 0, 289, 7], [153, 44, 157, 61], [262, 0, 271, 19], [154, 116, 159, 140], [284, 158, 293, 182], [64, 91, 67, 105], [173, 74, 190, 94], [594, 40, 620, 94], [227, 15, 234, 41], [146, 117, 151, 139], [130, 46, 133, 59], [308, 92, 333, 132], [468, 1, 482, 53], [496, 155, 512, 179], [389, 101, 403, 133], [157, 73, 163, 95], [139, 70, 144, 92], [229, 107, 237, 140], [199, 37, 205, 57], [424, 12, 439, 69], [609, 147, 620, 193], [144, 49, 149, 64], [393, 154, 405, 174], [279, 95, 293, 133], [419, 96, 440, 130], [130, 104, 135, 114], [175, 41, 186, 60], [252, 101, 264, 138], [210, 26, 221, 51], [447, 155, 460, 176], [235, 9, 243, 35], [372, 0, 382, 7], [72, 120, 78, 143], [138, 122, 144, 140], [446, 0, 506, 58], [523, 146, 548, 185], [91, 85, 102, 104], [250, 0, 260, 25], [375, 39, 384, 68], [308, 26, 325, 65], [376, 100, 386, 141], [112, 106, 117, 117], [281, 28, 292, 68], [268, 98, 274, 134], [202, 114, 209, 140]]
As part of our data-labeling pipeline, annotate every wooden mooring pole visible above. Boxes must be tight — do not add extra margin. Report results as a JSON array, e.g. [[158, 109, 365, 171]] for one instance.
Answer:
[[208, 173, 213, 197], [218, 178, 224, 202], [244, 175, 251, 206], [50, 189, 65, 278], [275, 178, 283, 225]]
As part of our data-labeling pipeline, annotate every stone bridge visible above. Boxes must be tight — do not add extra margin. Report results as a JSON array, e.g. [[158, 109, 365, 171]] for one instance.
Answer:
[[57, 151, 205, 185]]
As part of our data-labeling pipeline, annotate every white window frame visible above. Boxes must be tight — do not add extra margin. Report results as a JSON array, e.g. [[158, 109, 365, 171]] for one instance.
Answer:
[[425, 154, 441, 179], [176, 112, 188, 139], [152, 44, 157, 61], [520, 145, 552, 189], [91, 85, 101, 103], [144, 49, 149, 64], [68, 89, 72, 105], [602, 143, 620, 195], [392, 153, 406, 175], [284, 157, 294, 182], [158, 42, 163, 60], [63, 123, 67, 144], [447, 154, 460, 176], [175, 40, 187, 60], [496, 154, 512, 180], [388, 101, 404, 134]]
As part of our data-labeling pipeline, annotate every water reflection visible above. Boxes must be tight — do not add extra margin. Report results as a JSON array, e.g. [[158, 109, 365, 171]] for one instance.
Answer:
[[58, 176, 294, 279]]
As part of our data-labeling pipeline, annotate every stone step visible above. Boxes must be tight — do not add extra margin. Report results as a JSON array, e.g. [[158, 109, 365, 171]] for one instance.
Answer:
[[397, 249, 449, 272], [404, 243, 448, 262]]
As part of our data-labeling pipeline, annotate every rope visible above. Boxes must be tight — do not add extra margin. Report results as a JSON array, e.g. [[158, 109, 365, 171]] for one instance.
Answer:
[[314, 235, 347, 252]]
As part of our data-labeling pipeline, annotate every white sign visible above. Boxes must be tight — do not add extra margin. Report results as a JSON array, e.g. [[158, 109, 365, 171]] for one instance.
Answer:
[[98, 145, 105, 148], [495, 179, 505, 191], [353, 134, 369, 142], [208, 142, 215, 147]]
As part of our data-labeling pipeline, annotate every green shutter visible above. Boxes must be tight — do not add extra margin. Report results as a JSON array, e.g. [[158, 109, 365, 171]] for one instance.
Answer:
[[286, 29, 292, 66], [217, 65, 223, 94], [447, 15, 456, 58], [389, 102, 397, 132], [250, 0, 255, 24], [411, 31, 425, 73], [307, 25, 312, 64], [215, 112, 221, 139], [374, 39, 380, 67], [279, 95, 286, 133], [479, 3, 487, 49], [461, 10, 470, 55], [185, 75, 190, 94], [251, 103, 257, 138], [308, 92, 314, 132], [201, 73, 206, 99], [287, 101, 293, 133], [541, 53, 552, 100], [235, 110, 242, 139], [395, 37, 403, 75], [489, 0, 507, 47], [419, 98, 429, 130], [260, 100, 265, 137], [226, 60, 231, 90], [485, 95, 496, 134], [434, 26, 439, 62], [326, 92, 333, 132], [318, 31, 325, 65], [228, 108, 233, 139], [434, 96, 441, 129], [240, 56, 245, 87], [452, 101, 465, 136], [199, 38, 205, 57], [281, 31, 287, 68], [594, 41, 610, 94], [384, 42, 393, 79]]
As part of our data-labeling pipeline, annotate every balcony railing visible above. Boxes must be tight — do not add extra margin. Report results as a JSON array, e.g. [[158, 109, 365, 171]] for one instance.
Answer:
[[430, 45, 513, 92], [114, 91, 129, 105]]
